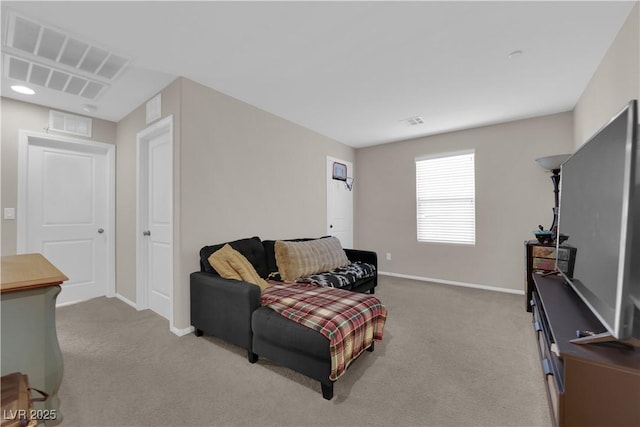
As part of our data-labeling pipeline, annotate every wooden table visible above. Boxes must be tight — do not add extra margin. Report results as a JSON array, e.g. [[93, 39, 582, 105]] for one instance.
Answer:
[[1, 254, 68, 426]]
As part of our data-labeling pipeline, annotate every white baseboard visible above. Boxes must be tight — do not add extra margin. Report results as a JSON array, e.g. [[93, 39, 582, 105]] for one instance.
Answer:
[[56, 299, 89, 308], [113, 294, 191, 337], [114, 293, 138, 309], [171, 325, 194, 337], [378, 271, 524, 295], [57, 293, 130, 308]]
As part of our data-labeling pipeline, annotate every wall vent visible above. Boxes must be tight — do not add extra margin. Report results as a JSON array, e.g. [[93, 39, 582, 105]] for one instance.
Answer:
[[49, 110, 92, 137]]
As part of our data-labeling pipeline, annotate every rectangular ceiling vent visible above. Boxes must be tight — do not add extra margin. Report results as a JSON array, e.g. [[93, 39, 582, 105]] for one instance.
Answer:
[[4, 53, 108, 99], [3, 11, 128, 98], [402, 116, 425, 126]]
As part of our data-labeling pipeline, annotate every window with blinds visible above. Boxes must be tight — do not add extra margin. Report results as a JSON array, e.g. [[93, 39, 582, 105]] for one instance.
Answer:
[[416, 151, 476, 245]]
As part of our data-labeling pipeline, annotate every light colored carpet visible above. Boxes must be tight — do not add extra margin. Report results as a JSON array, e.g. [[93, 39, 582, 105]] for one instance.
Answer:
[[55, 275, 551, 427]]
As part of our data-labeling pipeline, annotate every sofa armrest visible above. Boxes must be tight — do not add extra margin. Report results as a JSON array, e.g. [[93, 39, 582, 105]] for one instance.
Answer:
[[190, 272, 262, 351], [344, 249, 378, 293], [344, 249, 377, 269]]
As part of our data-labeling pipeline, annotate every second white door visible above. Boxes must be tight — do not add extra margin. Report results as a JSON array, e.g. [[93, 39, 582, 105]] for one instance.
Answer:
[[138, 117, 173, 321], [327, 156, 354, 249]]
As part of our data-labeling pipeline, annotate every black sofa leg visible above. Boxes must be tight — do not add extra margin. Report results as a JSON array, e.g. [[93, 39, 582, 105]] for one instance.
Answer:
[[369, 288, 375, 295], [367, 342, 375, 352], [321, 382, 334, 400], [247, 351, 258, 364], [194, 328, 203, 337]]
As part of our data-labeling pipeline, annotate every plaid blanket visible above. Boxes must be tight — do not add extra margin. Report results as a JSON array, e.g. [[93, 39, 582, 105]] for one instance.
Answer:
[[261, 282, 387, 381]]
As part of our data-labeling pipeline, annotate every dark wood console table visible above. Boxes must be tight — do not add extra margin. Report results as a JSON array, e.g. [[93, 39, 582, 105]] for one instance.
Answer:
[[531, 274, 640, 427]]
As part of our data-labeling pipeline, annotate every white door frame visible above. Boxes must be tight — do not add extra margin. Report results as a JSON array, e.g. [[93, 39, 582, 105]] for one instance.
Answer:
[[17, 129, 116, 298], [136, 115, 174, 328]]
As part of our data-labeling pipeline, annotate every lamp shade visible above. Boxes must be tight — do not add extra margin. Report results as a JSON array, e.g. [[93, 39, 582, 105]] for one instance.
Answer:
[[535, 154, 571, 171]]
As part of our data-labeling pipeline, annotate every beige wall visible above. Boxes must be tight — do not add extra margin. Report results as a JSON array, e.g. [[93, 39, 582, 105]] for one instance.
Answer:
[[0, 97, 117, 255], [114, 78, 182, 306], [574, 2, 639, 148], [354, 112, 574, 292], [354, 2, 639, 293], [115, 77, 353, 330], [177, 78, 354, 328]]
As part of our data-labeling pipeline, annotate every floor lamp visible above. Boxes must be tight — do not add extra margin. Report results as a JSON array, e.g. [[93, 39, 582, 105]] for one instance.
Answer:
[[535, 154, 571, 235]]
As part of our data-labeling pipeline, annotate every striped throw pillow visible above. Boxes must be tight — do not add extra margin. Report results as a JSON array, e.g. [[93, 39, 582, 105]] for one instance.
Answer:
[[275, 237, 350, 282]]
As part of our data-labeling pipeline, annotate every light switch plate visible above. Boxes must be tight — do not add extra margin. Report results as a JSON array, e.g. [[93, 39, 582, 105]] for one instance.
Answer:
[[4, 208, 15, 220]]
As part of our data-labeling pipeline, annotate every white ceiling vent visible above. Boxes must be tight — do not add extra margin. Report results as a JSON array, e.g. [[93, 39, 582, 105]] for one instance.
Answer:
[[402, 116, 425, 126], [4, 54, 108, 99], [2, 12, 128, 100]]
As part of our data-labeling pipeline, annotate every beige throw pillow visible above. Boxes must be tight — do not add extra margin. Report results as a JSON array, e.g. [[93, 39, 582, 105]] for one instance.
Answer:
[[275, 237, 350, 282], [208, 244, 270, 292]]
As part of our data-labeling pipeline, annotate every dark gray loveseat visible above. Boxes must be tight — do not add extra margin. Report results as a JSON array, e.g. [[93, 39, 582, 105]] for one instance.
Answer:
[[190, 236, 378, 399]]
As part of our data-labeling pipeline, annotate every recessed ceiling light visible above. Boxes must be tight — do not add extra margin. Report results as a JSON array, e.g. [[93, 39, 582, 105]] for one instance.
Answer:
[[508, 50, 523, 59], [11, 85, 35, 95]]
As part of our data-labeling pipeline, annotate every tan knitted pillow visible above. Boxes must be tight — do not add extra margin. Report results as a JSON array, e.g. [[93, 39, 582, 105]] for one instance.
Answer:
[[208, 244, 270, 292], [275, 237, 350, 282]]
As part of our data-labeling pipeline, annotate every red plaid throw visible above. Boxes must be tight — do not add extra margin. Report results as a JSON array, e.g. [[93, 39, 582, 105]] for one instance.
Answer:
[[261, 282, 387, 381]]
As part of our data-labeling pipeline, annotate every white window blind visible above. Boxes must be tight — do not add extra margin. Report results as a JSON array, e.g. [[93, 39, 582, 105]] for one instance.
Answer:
[[416, 151, 475, 245]]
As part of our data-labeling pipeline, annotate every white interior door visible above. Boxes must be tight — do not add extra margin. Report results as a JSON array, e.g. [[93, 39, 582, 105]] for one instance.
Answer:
[[23, 138, 111, 305], [137, 116, 173, 322], [327, 156, 354, 249]]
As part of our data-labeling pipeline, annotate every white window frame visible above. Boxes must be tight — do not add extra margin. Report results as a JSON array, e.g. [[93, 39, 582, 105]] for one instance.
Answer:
[[416, 150, 476, 245]]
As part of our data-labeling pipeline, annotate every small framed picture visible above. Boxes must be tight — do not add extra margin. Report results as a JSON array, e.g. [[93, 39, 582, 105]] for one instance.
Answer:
[[332, 162, 347, 181]]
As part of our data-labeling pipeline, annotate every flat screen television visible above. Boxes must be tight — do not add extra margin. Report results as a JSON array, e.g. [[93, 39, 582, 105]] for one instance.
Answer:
[[557, 99, 640, 344]]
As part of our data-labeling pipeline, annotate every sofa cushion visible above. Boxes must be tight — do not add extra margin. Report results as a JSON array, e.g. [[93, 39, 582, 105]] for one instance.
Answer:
[[275, 236, 350, 282], [263, 237, 326, 276], [208, 244, 270, 292], [200, 236, 268, 278]]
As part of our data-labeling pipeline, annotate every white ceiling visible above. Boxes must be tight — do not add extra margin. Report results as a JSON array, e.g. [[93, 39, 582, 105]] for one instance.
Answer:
[[1, 1, 636, 148]]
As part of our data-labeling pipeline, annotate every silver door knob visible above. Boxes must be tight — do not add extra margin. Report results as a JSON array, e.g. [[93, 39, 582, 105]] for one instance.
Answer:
[[143, 230, 151, 236], [98, 228, 104, 234]]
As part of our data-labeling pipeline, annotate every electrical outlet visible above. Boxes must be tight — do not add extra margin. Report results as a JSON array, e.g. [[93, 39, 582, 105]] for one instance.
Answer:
[[386, 252, 391, 261]]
